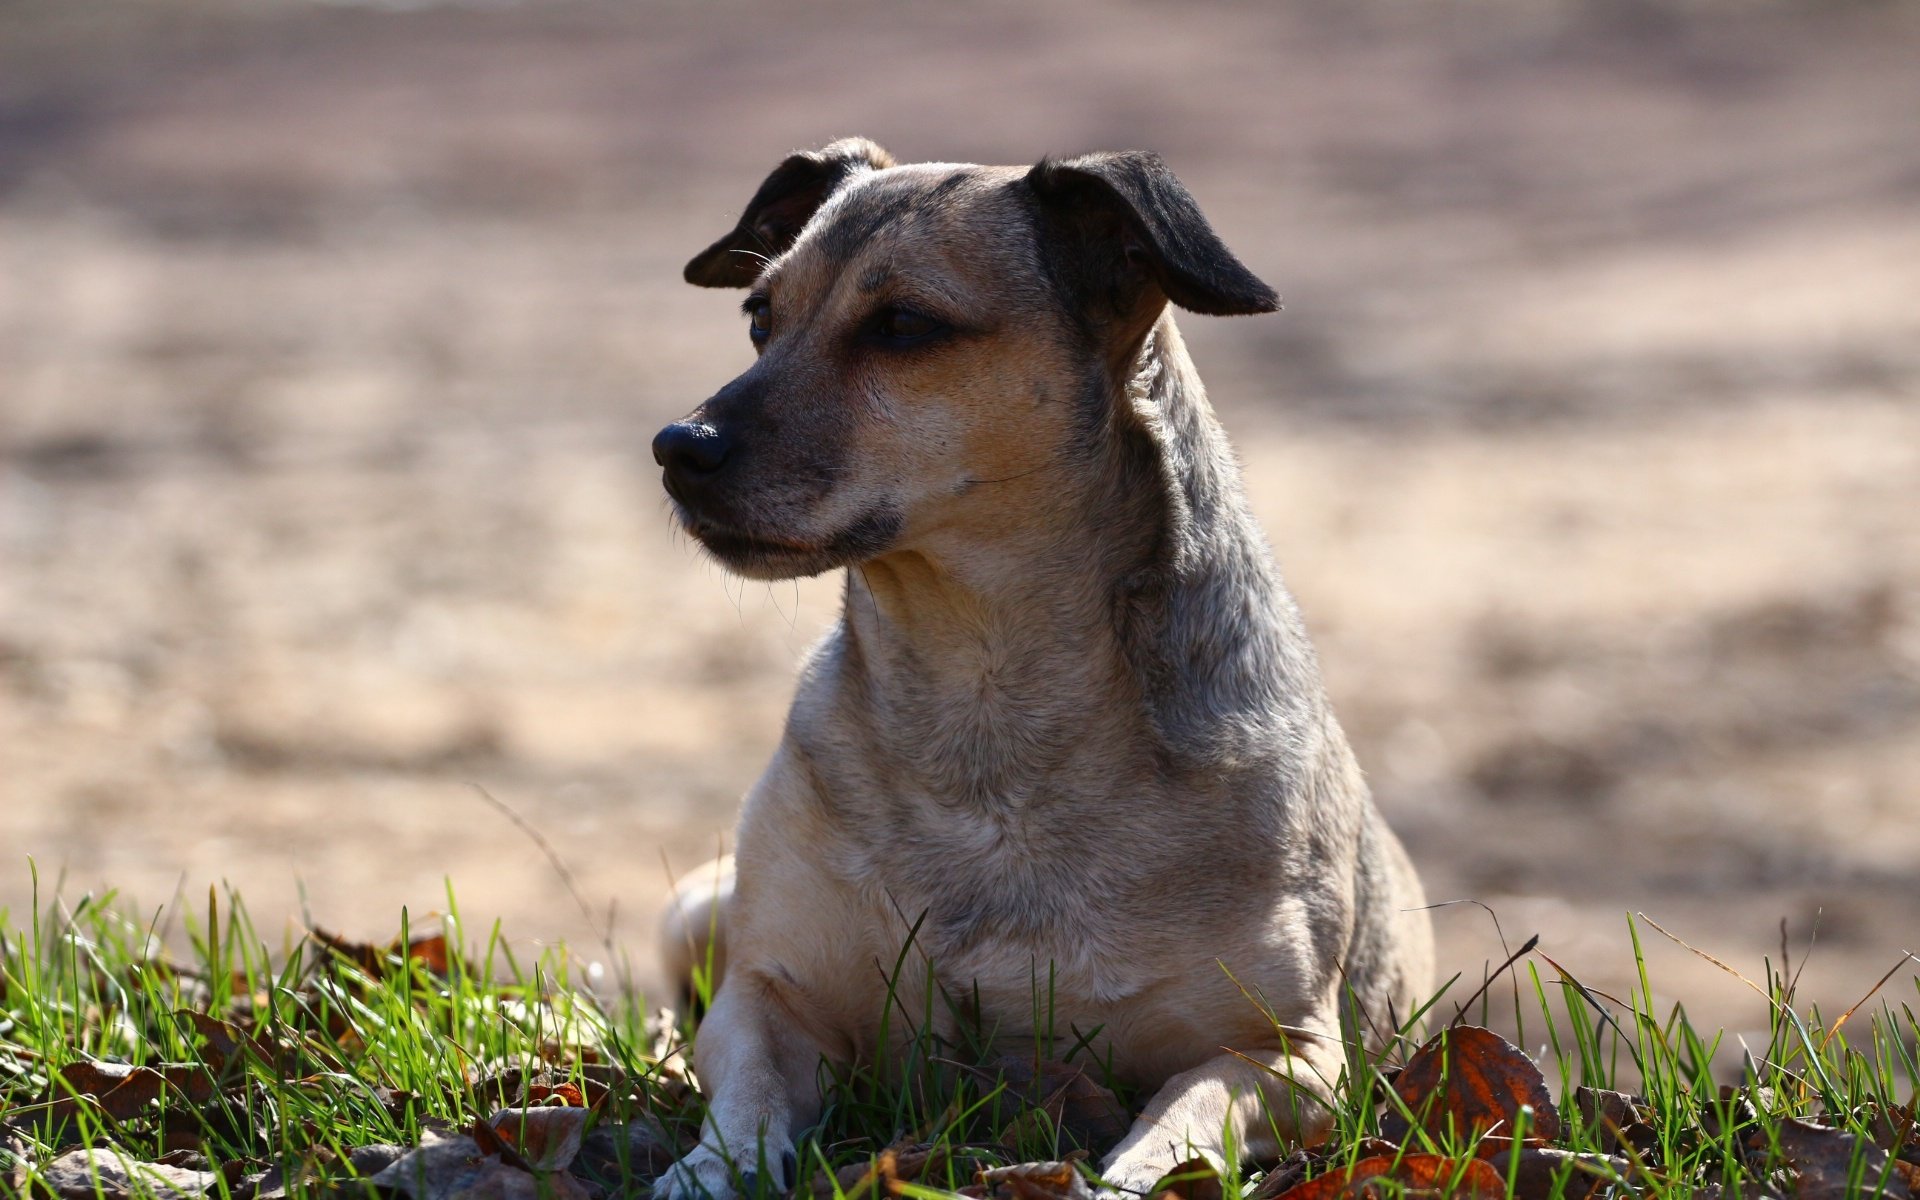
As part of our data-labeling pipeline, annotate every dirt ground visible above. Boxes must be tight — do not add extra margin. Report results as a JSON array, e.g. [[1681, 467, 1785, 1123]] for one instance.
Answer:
[[3, 0, 1917, 1046]]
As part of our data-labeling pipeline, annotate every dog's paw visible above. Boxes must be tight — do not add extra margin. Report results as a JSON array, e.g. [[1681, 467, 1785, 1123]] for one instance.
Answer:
[[654, 1145, 737, 1200], [1095, 1150, 1226, 1199], [1091, 1164, 1165, 1199], [653, 1139, 799, 1200]]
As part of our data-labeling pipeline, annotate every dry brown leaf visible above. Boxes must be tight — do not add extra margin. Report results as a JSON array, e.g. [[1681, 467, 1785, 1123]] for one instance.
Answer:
[[1568, 1086, 1655, 1156], [311, 927, 449, 977], [346, 1143, 410, 1176], [38, 1145, 220, 1199], [572, 1118, 685, 1188], [370, 1128, 595, 1199], [473, 1063, 624, 1113], [1569, 1086, 1644, 1127], [819, 1146, 919, 1200], [1862, 1103, 1920, 1164], [4, 1127, 30, 1196], [809, 1142, 1003, 1200], [528, 1082, 586, 1108], [1269, 1154, 1508, 1199], [818, 1147, 930, 1200], [40, 1061, 172, 1123], [176, 1010, 272, 1076], [963, 1056, 1131, 1153], [1746, 1117, 1913, 1200], [1379, 1026, 1562, 1146], [1248, 1151, 1314, 1200], [1473, 1142, 1628, 1199], [1703, 1084, 1765, 1144], [971, 1159, 1095, 1200], [414, 1155, 589, 1200], [407, 934, 451, 974], [1152, 1157, 1223, 1200], [488, 1105, 590, 1173], [470, 1116, 535, 1173]]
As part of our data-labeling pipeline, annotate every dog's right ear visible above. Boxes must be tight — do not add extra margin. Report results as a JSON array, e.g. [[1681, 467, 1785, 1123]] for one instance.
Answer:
[[1025, 151, 1279, 321], [684, 138, 897, 288]]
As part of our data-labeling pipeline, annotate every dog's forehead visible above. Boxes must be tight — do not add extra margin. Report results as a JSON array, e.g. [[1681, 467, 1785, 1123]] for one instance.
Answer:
[[774, 163, 1033, 295]]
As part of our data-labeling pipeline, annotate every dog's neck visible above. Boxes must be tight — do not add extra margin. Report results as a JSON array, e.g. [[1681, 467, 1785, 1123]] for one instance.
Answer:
[[834, 312, 1334, 804]]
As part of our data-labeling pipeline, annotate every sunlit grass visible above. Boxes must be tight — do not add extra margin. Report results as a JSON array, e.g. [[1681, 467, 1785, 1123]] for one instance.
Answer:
[[3, 867, 1915, 1199]]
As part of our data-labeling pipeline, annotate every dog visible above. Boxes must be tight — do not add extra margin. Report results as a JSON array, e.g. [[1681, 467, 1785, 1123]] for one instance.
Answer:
[[650, 139, 1432, 1199]]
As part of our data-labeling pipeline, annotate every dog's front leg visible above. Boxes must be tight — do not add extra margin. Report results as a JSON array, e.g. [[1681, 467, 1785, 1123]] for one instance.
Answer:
[[1097, 1047, 1340, 1195], [656, 971, 828, 1200]]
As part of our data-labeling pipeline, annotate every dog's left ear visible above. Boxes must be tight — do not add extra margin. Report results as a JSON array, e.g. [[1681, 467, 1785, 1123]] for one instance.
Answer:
[[685, 138, 897, 287], [1026, 151, 1279, 319]]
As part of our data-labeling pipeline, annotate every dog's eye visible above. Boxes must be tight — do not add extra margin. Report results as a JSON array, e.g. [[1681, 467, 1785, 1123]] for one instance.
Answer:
[[872, 307, 944, 344], [745, 298, 772, 344]]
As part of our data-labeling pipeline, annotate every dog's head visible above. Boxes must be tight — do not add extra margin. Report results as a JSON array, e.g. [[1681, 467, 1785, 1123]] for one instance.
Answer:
[[654, 139, 1278, 580]]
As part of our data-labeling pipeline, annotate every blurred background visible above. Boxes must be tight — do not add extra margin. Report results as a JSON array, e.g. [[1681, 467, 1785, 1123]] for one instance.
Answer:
[[2, 0, 1917, 1040]]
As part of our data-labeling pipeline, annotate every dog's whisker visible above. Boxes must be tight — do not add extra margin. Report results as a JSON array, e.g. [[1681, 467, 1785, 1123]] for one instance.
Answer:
[[962, 458, 1063, 486]]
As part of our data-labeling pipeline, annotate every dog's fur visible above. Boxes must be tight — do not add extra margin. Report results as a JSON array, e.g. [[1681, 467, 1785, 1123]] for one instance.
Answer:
[[651, 140, 1432, 1198]]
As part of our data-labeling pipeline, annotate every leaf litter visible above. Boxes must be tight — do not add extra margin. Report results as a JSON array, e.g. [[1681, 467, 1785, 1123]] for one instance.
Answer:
[[4, 894, 1919, 1200]]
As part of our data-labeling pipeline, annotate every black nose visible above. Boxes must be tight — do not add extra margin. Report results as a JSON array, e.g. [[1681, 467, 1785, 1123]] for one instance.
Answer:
[[651, 421, 732, 483]]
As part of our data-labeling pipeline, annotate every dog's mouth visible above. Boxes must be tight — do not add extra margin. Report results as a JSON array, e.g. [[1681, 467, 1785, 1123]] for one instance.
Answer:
[[672, 503, 904, 579], [685, 516, 822, 562]]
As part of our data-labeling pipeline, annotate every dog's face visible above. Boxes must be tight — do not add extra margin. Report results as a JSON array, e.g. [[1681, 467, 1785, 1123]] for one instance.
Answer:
[[655, 140, 1278, 580]]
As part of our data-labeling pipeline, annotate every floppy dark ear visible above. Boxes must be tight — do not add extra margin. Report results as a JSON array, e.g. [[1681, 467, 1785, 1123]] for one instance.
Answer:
[[1025, 151, 1279, 318], [684, 138, 896, 287]]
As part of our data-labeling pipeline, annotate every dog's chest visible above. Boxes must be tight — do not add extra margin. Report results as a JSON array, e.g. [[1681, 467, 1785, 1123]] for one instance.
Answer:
[[850, 801, 1152, 1007]]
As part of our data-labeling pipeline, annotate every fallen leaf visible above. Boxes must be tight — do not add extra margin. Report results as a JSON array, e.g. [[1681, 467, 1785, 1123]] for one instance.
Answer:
[[372, 1086, 423, 1123], [1860, 1103, 1920, 1164], [470, 1116, 535, 1173], [821, 1147, 929, 1200], [39, 1061, 174, 1123], [38, 1145, 221, 1199], [4, 1128, 30, 1196], [1269, 1154, 1507, 1199], [236, 1164, 293, 1200], [1379, 1026, 1562, 1146], [1703, 1085, 1765, 1143], [814, 1144, 1008, 1200], [958, 1056, 1131, 1153], [1745, 1117, 1913, 1200], [1474, 1142, 1629, 1199], [1248, 1151, 1314, 1200], [572, 1118, 685, 1188], [1567, 1086, 1656, 1156], [411, 1154, 588, 1200], [971, 1159, 1095, 1200], [176, 1010, 272, 1076], [347, 1143, 409, 1176], [407, 934, 451, 974], [1153, 1158, 1223, 1200], [311, 928, 449, 977], [472, 1063, 624, 1113], [488, 1106, 590, 1173], [528, 1082, 586, 1107], [373, 1128, 595, 1199]]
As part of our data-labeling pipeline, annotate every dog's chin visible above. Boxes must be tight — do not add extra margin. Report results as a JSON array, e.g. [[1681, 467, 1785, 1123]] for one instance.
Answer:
[[673, 502, 904, 580], [675, 511, 885, 581], [694, 527, 842, 580], [679, 514, 844, 579]]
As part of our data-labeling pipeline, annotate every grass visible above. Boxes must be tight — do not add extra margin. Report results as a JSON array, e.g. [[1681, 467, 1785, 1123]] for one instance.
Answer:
[[2, 869, 1916, 1199]]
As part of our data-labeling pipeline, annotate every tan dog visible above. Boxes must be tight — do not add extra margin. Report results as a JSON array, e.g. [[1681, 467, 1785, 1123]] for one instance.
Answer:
[[651, 140, 1432, 1199]]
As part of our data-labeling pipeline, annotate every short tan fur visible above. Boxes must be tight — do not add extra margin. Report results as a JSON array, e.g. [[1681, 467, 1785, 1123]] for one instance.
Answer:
[[652, 139, 1432, 1199]]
